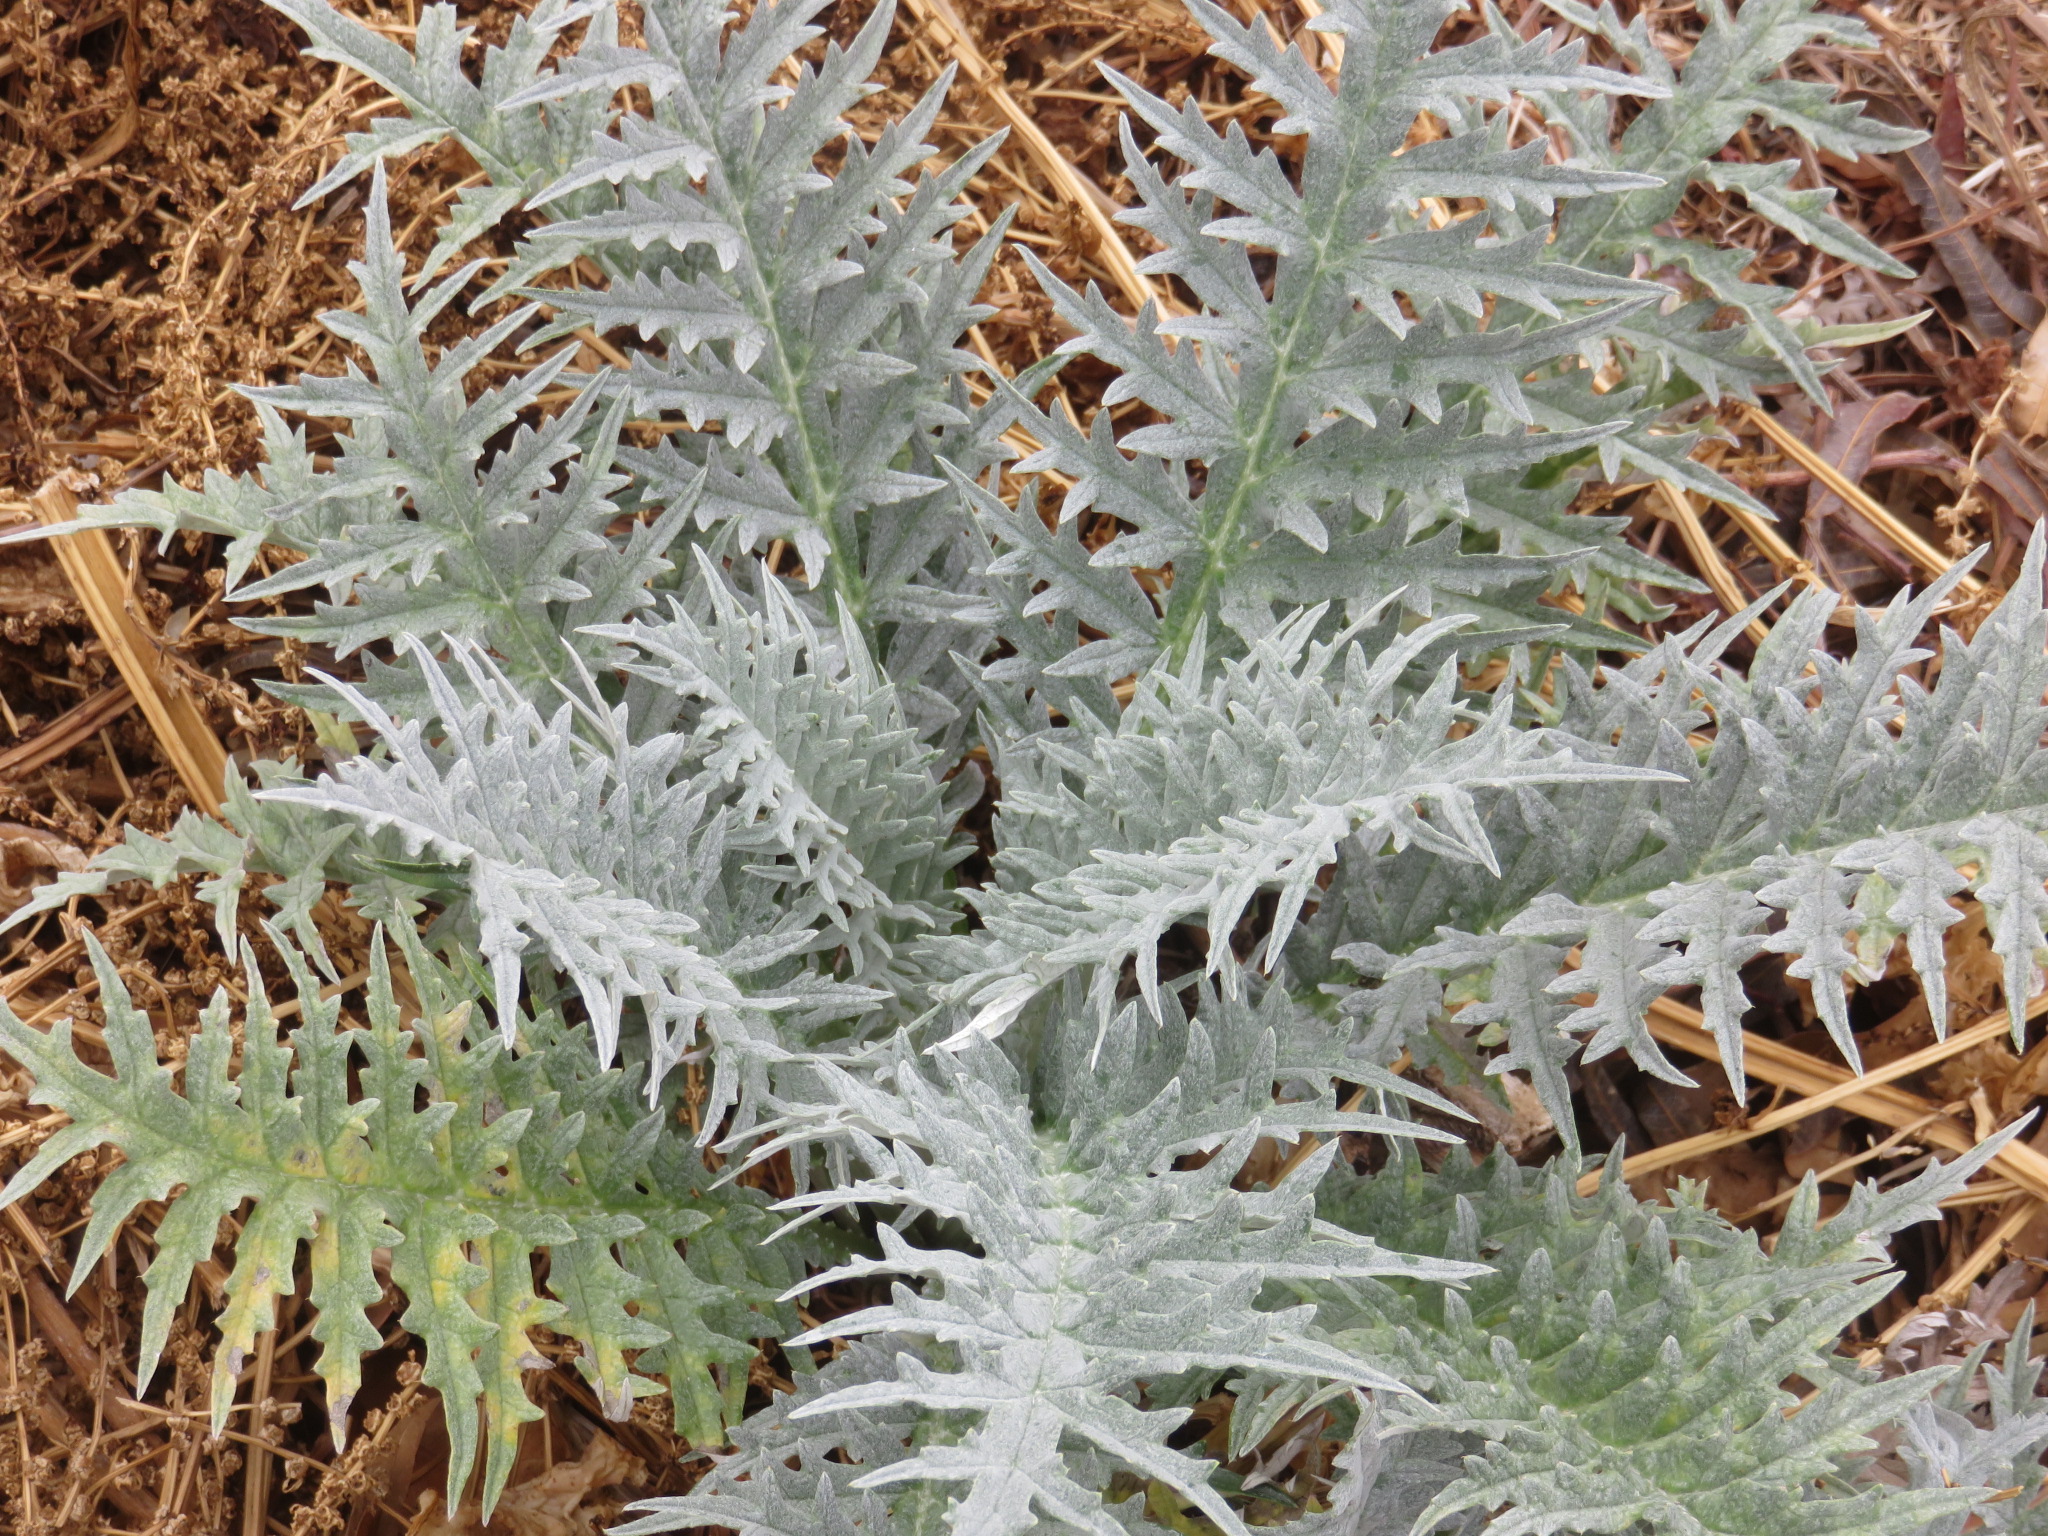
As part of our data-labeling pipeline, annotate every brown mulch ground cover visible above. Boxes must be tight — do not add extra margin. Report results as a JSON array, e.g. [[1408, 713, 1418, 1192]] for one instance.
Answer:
[[0, 0, 2046, 1529]]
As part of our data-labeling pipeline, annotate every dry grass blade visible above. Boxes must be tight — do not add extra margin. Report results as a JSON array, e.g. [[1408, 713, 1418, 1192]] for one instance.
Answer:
[[1742, 404, 1984, 592], [1655, 482, 1770, 643], [239, 1316, 277, 1536], [1575, 994, 2048, 1201], [0, 680, 133, 781], [21, 1270, 146, 1432], [1711, 484, 1820, 586], [1293, 0, 1344, 69], [0, 1114, 67, 1155], [903, 0, 1171, 316], [0, 897, 168, 1005], [1927, 1199, 2041, 1312], [1725, 1111, 1947, 1223], [27, 476, 227, 814]]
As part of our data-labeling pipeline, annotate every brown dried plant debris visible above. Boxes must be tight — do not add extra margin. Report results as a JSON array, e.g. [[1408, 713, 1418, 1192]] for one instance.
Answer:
[[1642, 0, 2048, 621], [0, 0, 2044, 1528]]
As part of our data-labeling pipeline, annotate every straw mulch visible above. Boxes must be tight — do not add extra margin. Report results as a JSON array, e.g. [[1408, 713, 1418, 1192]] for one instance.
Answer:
[[0, 0, 2045, 1529]]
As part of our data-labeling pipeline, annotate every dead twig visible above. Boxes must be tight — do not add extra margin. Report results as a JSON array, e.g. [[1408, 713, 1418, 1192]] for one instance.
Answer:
[[27, 477, 229, 814]]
